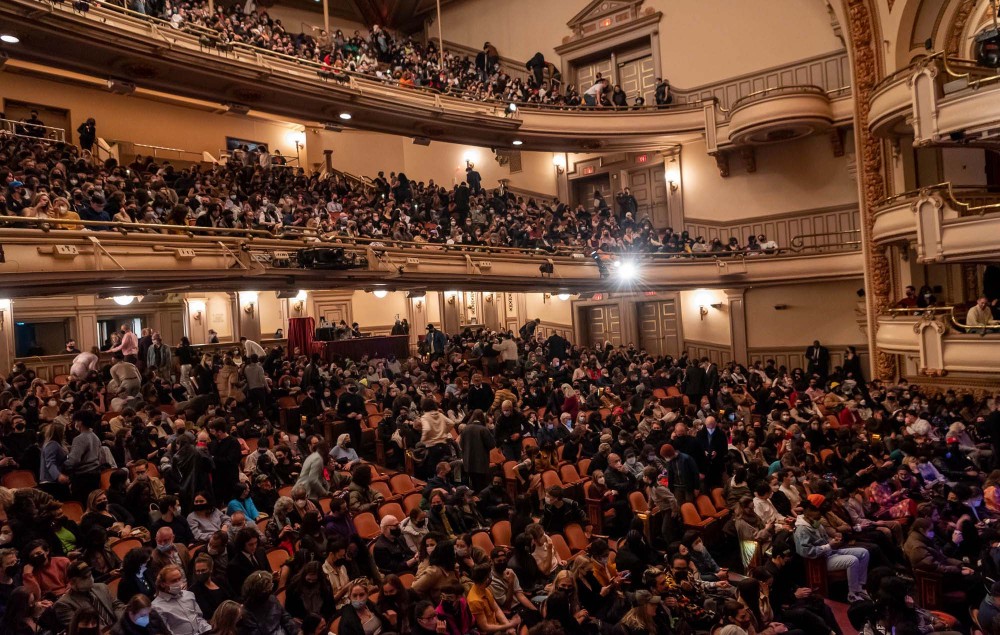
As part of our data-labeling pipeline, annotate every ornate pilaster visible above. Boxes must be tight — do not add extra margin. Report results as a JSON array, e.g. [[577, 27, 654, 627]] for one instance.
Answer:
[[842, 0, 896, 381], [946, 0, 977, 56]]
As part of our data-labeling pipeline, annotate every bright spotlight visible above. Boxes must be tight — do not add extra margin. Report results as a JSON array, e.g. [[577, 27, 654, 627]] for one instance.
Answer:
[[618, 260, 638, 282]]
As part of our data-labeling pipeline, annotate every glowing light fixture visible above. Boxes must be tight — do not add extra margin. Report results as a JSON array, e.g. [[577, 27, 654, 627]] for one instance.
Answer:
[[617, 260, 638, 282], [557, 293, 571, 301], [0, 34, 19, 44], [113, 295, 135, 306], [373, 289, 388, 299], [512, 140, 523, 146], [339, 112, 352, 120]]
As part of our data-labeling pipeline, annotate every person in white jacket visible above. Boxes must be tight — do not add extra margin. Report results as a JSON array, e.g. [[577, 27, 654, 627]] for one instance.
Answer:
[[419, 398, 456, 447], [492, 332, 519, 373]]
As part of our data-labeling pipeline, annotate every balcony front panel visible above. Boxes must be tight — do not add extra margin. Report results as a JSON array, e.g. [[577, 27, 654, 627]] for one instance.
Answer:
[[868, 71, 912, 137], [728, 88, 833, 145], [872, 189, 1000, 262], [877, 314, 1000, 376], [0, 226, 861, 297]]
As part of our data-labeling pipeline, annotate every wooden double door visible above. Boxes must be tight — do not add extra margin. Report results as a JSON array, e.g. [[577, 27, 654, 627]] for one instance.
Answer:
[[627, 164, 670, 228], [583, 304, 622, 348], [637, 299, 681, 357]]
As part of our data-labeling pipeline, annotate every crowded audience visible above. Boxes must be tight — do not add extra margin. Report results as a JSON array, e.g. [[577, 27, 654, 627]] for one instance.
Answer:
[[0, 300, 996, 635], [0, 131, 783, 257], [92, 0, 671, 110]]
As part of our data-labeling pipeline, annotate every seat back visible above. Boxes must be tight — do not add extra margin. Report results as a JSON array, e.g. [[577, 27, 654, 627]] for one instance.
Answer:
[[628, 491, 649, 514], [711, 488, 726, 511], [559, 464, 583, 484], [278, 485, 294, 498], [353, 512, 381, 540], [402, 492, 423, 515], [681, 503, 705, 526], [696, 495, 718, 518], [111, 538, 142, 560], [378, 502, 405, 522], [266, 548, 289, 574], [1, 469, 37, 489], [541, 470, 563, 491], [491, 520, 512, 546], [489, 448, 506, 466], [563, 523, 589, 553], [106, 576, 121, 599], [577, 458, 591, 475], [472, 531, 495, 554], [371, 481, 395, 501], [62, 501, 84, 523], [389, 474, 418, 496], [275, 588, 286, 607], [549, 533, 573, 561]]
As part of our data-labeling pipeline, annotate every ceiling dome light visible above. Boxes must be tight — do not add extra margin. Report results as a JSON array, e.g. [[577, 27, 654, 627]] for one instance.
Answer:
[[113, 295, 135, 306], [0, 34, 19, 44], [512, 140, 523, 146], [557, 293, 571, 301], [372, 289, 388, 299], [339, 112, 352, 120]]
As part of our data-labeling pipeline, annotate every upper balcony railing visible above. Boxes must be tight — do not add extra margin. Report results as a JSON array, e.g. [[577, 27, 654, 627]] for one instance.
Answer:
[[0, 216, 862, 297], [869, 52, 1000, 144], [1, 0, 852, 152], [876, 305, 1000, 377], [872, 183, 1000, 262]]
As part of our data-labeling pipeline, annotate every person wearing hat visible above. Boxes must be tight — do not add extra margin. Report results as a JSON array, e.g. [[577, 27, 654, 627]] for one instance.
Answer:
[[425, 323, 447, 360], [660, 443, 701, 504], [793, 499, 870, 603], [53, 560, 125, 629]]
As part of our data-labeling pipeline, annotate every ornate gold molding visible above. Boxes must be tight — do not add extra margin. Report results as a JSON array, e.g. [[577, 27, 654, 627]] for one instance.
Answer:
[[946, 0, 978, 55], [843, 0, 897, 381]]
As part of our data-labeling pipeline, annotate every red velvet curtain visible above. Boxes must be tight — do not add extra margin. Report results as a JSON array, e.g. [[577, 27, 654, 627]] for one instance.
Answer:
[[287, 316, 315, 360]]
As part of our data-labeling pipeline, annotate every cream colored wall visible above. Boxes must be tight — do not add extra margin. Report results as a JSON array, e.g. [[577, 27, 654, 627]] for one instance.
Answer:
[[744, 280, 866, 348], [681, 135, 857, 221], [350, 290, 409, 329], [439, 0, 842, 87], [309, 128, 557, 195], [523, 292, 573, 326], [0, 70, 303, 157], [205, 293, 234, 340], [679, 288, 731, 345], [265, 4, 367, 35], [258, 291, 287, 337]]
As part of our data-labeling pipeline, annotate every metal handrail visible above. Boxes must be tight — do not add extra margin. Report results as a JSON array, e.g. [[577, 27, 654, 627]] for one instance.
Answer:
[[874, 182, 1000, 215], [0, 117, 67, 142], [882, 305, 1000, 332], [883, 306, 955, 316], [788, 229, 862, 252]]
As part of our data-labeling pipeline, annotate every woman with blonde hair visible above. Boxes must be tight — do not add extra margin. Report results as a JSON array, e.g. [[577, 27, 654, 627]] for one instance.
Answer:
[[209, 600, 242, 635], [560, 383, 580, 421], [24, 192, 52, 220]]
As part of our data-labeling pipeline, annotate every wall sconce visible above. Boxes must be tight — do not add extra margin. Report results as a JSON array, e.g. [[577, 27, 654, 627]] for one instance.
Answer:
[[414, 300, 423, 310], [189, 300, 205, 323], [543, 293, 551, 303], [244, 301, 256, 317], [485, 293, 494, 303], [666, 157, 680, 193], [241, 291, 258, 318], [552, 154, 566, 175], [446, 291, 458, 306], [0, 299, 9, 332], [699, 303, 723, 320], [291, 290, 307, 313]]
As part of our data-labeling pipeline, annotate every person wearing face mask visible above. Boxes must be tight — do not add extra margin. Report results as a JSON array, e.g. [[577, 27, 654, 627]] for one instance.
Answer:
[[151, 495, 195, 546], [338, 581, 387, 635], [54, 561, 125, 629], [226, 481, 261, 522], [374, 515, 418, 575], [400, 508, 430, 553], [151, 564, 211, 635], [459, 409, 495, 492], [330, 433, 360, 469], [111, 593, 169, 635], [337, 381, 367, 450]]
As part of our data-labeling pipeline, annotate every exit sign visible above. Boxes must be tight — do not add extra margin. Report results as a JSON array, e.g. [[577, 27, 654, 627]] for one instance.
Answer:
[[592, 293, 604, 300], [583, 166, 595, 175], [600, 18, 612, 27], [636, 154, 648, 163]]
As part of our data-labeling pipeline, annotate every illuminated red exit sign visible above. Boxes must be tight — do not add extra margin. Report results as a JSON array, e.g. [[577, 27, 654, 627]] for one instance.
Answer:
[[583, 166, 595, 175], [636, 154, 648, 163]]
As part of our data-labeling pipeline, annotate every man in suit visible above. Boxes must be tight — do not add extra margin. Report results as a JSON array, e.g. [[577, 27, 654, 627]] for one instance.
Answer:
[[805, 340, 830, 380], [696, 416, 729, 489], [54, 561, 125, 629]]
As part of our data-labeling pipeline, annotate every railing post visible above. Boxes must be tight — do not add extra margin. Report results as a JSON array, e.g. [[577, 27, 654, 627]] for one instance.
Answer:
[[913, 193, 945, 262], [909, 62, 940, 146], [703, 99, 719, 153]]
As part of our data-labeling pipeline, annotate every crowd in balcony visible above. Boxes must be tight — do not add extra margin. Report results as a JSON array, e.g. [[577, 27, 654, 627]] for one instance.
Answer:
[[0, 131, 779, 258], [0, 305, 998, 635], [101, 0, 669, 109]]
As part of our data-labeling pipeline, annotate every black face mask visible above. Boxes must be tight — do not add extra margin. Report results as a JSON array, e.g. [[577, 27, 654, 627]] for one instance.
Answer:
[[390, 527, 402, 537], [95, 501, 108, 511], [30, 554, 47, 567], [4, 564, 18, 578], [193, 503, 211, 512]]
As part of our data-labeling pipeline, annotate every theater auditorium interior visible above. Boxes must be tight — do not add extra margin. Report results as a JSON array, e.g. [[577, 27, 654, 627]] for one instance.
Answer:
[[2, 0, 1000, 634]]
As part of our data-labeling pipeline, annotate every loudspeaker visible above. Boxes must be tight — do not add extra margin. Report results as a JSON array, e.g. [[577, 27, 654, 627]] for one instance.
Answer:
[[412, 137, 431, 146], [107, 79, 136, 95], [226, 103, 250, 115]]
